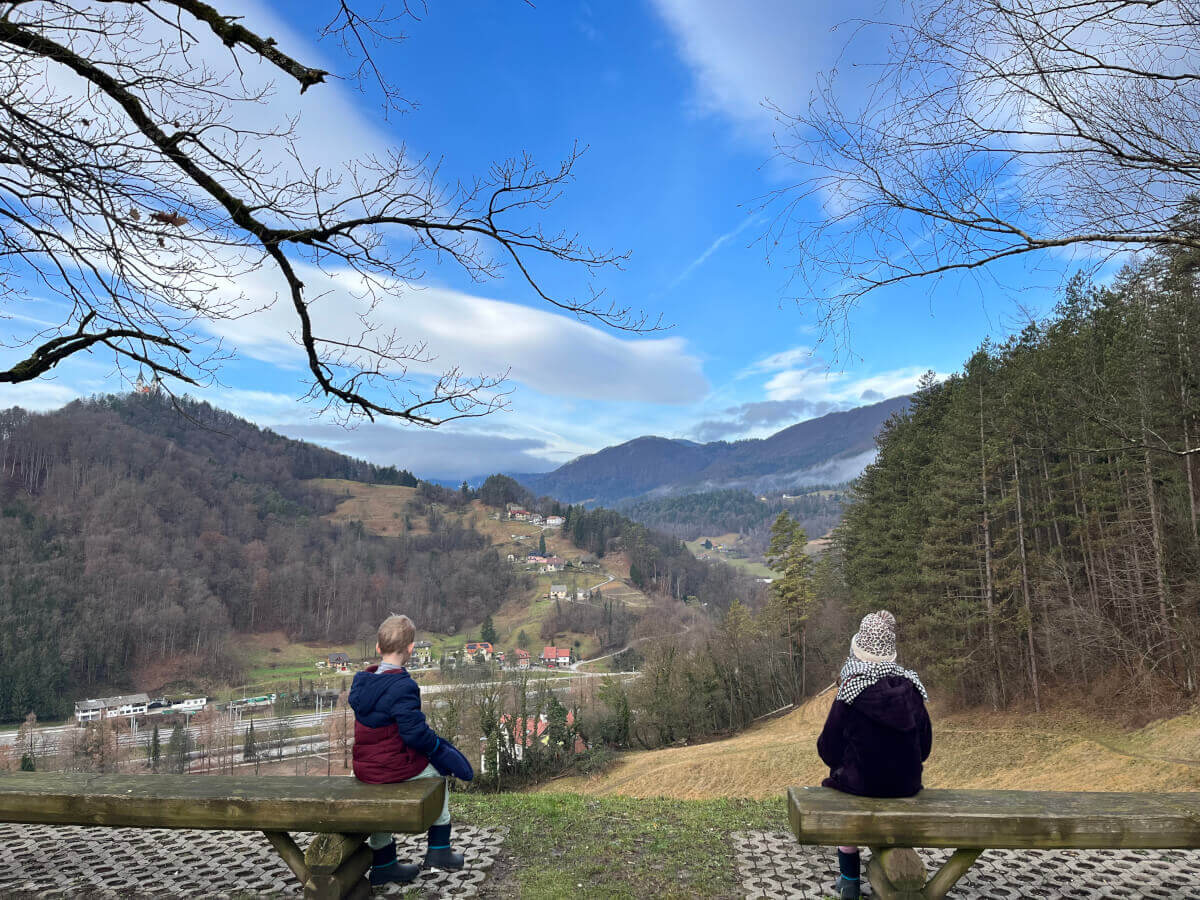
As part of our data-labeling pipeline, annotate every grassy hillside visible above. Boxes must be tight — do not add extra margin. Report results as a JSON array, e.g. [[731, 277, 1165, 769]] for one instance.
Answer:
[[542, 691, 1200, 800], [309, 479, 652, 663]]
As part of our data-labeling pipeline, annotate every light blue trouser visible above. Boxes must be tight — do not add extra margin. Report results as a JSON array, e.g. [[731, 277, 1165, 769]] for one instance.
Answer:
[[367, 763, 451, 849]]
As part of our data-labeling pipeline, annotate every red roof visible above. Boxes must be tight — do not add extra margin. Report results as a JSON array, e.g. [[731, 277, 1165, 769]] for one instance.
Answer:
[[514, 649, 531, 658]]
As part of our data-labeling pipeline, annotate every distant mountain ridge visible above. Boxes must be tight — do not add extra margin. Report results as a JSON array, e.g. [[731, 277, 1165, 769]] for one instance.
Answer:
[[516, 395, 909, 506]]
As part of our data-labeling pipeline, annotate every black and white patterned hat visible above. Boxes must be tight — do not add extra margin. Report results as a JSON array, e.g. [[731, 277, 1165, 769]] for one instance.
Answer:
[[850, 610, 897, 663]]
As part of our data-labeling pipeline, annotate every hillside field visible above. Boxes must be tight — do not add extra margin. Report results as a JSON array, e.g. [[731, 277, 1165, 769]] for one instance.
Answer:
[[308, 479, 652, 663], [542, 691, 1200, 799]]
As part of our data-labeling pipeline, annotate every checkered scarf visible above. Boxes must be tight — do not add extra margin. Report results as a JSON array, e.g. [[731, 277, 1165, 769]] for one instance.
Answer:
[[836, 657, 928, 705]]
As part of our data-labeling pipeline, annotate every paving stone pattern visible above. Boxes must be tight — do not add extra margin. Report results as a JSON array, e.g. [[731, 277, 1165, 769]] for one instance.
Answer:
[[734, 831, 1200, 899], [0, 823, 505, 898]]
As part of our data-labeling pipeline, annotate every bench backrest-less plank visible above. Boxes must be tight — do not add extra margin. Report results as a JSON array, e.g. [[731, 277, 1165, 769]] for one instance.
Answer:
[[1, 773, 445, 900], [788, 786, 1200, 900]]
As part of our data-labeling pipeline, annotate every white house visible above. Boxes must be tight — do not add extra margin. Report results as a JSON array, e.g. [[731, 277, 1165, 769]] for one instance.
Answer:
[[74, 693, 151, 723], [549, 584, 569, 599], [545, 516, 565, 528]]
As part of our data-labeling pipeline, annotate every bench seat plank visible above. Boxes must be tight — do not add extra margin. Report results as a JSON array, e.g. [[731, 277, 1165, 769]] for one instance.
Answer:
[[788, 786, 1200, 850], [0, 774, 444, 834]]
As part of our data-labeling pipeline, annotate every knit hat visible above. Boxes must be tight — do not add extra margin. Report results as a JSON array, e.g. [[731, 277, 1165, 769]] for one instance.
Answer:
[[850, 610, 897, 664]]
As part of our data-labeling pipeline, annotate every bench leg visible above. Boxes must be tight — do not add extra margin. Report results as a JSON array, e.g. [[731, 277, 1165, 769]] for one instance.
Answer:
[[263, 831, 309, 886], [302, 832, 371, 900], [868, 847, 926, 900], [867, 846, 983, 899], [923, 848, 982, 900]]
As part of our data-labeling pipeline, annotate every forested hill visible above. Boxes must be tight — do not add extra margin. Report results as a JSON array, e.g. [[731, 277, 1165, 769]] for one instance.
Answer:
[[516, 395, 908, 506], [837, 246, 1200, 712], [0, 394, 514, 722]]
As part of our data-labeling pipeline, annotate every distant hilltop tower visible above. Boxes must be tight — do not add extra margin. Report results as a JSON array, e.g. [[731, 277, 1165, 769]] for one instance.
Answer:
[[133, 370, 159, 395]]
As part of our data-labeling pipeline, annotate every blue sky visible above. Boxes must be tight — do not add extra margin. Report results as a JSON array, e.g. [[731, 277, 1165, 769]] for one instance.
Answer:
[[1, 0, 1085, 480]]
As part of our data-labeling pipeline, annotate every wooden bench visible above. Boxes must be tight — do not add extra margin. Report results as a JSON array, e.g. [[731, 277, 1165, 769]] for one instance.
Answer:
[[0, 773, 445, 900], [788, 786, 1200, 899]]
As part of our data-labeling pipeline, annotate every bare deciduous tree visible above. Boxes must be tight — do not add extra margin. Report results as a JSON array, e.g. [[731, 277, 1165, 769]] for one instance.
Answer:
[[0, 2, 648, 423], [769, 0, 1200, 330]]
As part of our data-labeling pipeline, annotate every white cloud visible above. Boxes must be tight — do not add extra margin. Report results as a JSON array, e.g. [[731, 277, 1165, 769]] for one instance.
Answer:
[[764, 364, 933, 404], [648, 0, 877, 138], [0, 380, 81, 411], [278, 421, 561, 481], [741, 344, 817, 376], [202, 263, 709, 406]]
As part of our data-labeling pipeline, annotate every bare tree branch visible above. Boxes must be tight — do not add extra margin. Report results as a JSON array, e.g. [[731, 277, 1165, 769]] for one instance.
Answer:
[[768, 0, 1200, 333], [0, 1, 646, 424]]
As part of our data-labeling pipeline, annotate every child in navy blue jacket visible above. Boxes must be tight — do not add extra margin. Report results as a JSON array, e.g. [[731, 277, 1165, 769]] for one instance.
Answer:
[[349, 614, 474, 886], [817, 611, 931, 900]]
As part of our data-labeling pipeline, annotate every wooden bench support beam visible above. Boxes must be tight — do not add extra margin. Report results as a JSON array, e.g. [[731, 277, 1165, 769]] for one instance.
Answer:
[[263, 831, 308, 886], [303, 832, 370, 900], [923, 848, 982, 900], [867, 846, 983, 900], [868, 847, 926, 900]]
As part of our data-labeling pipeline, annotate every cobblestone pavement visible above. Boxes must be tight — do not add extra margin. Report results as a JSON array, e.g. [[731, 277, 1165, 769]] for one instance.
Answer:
[[734, 831, 1200, 899], [0, 823, 506, 898]]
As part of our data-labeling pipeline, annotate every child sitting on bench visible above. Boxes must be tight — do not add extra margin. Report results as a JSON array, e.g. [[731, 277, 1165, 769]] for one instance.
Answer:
[[817, 610, 932, 900], [349, 613, 475, 886]]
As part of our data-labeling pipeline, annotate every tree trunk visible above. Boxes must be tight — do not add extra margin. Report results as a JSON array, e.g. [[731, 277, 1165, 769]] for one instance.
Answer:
[[1011, 441, 1041, 712]]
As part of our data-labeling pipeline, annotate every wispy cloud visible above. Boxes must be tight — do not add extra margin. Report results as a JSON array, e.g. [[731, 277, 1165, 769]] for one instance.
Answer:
[[668, 214, 762, 290], [201, 263, 710, 406]]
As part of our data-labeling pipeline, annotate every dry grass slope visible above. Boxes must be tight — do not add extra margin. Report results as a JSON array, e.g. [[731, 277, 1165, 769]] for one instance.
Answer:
[[543, 691, 1200, 799]]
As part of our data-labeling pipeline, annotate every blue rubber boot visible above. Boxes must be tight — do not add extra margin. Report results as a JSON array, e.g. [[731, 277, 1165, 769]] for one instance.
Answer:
[[369, 839, 420, 885], [423, 823, 465, 870], [835, 849, 861, 899]]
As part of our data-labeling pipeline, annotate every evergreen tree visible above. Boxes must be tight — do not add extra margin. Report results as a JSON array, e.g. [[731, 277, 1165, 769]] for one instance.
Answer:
[[538, 533, 547, 556], [242, 720, 258, 763], [481, 615, 498, 646], [19, 752, 34, 771], [765, 513, 817, 699], [150, 725, 161, 773], [517, 629, 530, 649], [166, 724, 187, 774]]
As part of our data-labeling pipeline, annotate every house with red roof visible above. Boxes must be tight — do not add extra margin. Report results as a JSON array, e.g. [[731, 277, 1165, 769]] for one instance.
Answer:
[[513, 648, 531, 669], [540, 646, 572, 668], [480, 709, 587, 772]]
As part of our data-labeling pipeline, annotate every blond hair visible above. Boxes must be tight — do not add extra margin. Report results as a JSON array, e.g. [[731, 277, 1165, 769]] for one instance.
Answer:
[[378, 614, 416, 660]]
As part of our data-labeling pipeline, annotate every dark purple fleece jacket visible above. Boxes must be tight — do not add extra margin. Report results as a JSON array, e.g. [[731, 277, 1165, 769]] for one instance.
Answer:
[[817, 675, 932, 798]]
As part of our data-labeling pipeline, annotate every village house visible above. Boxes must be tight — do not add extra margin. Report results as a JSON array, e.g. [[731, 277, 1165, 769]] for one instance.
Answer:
[[508, 508, 530, 521], [328, 652, 352, 672], [411, 641, 433, 666], [527, 554, 548, 565], [528, 514, 545, 525], [549, 584, 568, 600], [541, 556, 565, 573], [74, 693, 150, 724], [540, 646, 573, 668], [545, 515, 565, 528], [479, 709, 587, 772], [513, 648, 531, 669], [464, 640, 493, 661]]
